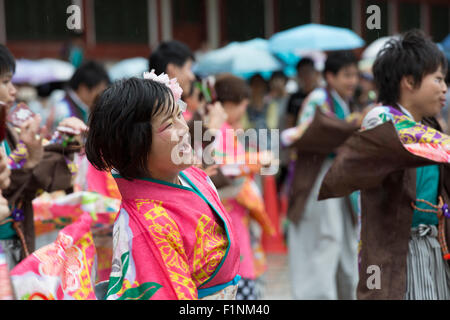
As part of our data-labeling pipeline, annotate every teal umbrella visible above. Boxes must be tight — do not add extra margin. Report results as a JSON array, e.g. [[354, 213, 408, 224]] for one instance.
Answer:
[[269, 23, 365, 53], [194, 40, 284, 78]]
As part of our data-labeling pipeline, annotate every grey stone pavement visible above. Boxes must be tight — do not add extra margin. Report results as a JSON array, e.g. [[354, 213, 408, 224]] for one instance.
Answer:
[[260, 253, 292, 300]]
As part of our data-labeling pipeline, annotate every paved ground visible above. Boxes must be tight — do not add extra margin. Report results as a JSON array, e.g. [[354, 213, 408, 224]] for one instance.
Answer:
[[261, 253, 292, 300]]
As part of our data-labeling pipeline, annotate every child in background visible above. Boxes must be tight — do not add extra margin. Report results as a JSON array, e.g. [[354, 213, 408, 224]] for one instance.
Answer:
[[0, 44, 85, 269], [213, 74, 275, 300]]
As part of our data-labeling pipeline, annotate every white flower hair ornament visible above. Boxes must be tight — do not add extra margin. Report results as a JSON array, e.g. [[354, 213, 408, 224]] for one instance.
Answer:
[[143, 70, 187, 112]]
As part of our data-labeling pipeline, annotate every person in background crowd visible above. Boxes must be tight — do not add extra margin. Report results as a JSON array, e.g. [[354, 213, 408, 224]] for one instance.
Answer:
[[46, 61, 110, 133], [0, 44, 86, 269], [149, 40, 196, 99], [263, 71, 290, 193], [149, 41, 228, 175], [265, 71, 289, 130], [442, 66, 450, 133], [320, 30, 450, 300], [0, 150, 11, 223], [61, 31, 85, 69], [285, 58, 320, 129], [245, 74, 269, 133], [183, 77, 206, 122], [354, 71, 377, 112], [213, 74, 275, 300], [286, 51, 360, 300]]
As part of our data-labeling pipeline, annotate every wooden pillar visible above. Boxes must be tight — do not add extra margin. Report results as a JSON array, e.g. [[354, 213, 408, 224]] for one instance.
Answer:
[[206, 0, 220, 49], [160, 0, 172, 41], [148, 0, 159, 49]]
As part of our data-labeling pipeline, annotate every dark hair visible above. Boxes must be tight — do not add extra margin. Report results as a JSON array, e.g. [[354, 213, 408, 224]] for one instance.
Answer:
[[270, 70, 287, 82], [323, 50, 357, 76], [0, 44, 16, 76], [248, 74, 269, 92], [68, 60, 110, 91], [373, 29, 448, 106], [215, 74, 250, 104], [85, 77, 175, 180], [148, 40, 195, 74], [296, 57, 315, 71]]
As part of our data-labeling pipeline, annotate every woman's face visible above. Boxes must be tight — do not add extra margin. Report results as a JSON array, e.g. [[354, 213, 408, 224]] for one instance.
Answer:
[[0, 71, 17, 110], [147, 100, 193, 179]]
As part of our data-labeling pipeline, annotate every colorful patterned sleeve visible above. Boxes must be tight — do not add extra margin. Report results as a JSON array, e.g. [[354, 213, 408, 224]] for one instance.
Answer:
[[46, 131, 80, 178], [296, 88, 328, 126], [361, 106, 394, 131], [8, 141, 29, 169], [106, 205, 199, 300], [362, 106, 450, 163]]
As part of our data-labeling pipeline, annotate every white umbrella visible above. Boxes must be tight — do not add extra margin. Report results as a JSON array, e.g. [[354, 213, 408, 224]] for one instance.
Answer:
[[12, 59, 75, 86], [36, 59, 75, 82], [362, 35, 400, 60]]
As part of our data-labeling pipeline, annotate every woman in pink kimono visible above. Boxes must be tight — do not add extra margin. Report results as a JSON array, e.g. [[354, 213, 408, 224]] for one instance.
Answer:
[[84, 71, 240, 300]]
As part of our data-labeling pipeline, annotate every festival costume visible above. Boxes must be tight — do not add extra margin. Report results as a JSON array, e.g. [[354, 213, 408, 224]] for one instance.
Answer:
[[9, 166, 240, 300], [9, 70, 241, 300], [213, 122, 275, 300], [319, 105, 450, 299], [105, 166, 240, 300], [0, 124, 79, 269], [46, 90, 89, 133], [282, 87, 360, 299]]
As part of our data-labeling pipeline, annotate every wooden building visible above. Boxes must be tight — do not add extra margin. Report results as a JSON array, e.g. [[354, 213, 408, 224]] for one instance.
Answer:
[[0, 0, 449, 61]]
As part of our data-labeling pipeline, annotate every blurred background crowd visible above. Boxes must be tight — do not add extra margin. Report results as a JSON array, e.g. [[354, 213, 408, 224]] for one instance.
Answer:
[[1, 0, 450, 300]]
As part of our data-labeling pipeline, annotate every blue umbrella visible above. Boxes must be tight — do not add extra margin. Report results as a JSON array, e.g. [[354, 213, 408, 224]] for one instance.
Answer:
[[108, 57, 148, 81], [441, 34, 450, 50], [269, 23, 365, 53], [239, 38, 294, 79], [439, 35, 450, 62], [239, 38, 301, 77], [194, 40, 284, 78], [239, 38, 269, 50]]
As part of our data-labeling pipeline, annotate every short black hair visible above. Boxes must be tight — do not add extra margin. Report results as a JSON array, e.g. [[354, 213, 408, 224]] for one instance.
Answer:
[[148, 40, 195, 74], [85, 77, 175, 180], [270, 70, 287, 82], [68, 60, 110, 91], [0, 44, 16, 76], [373, 29, 448, 106], [249, 74, 269, 89], [296, 57, 315, 71], [323, 50, 357, 76]]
